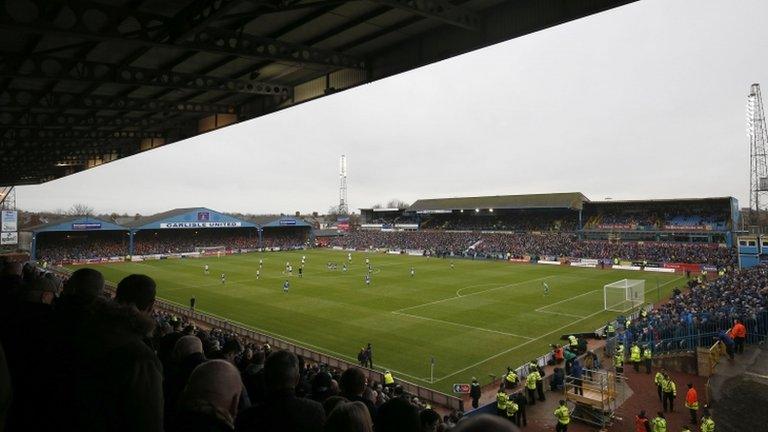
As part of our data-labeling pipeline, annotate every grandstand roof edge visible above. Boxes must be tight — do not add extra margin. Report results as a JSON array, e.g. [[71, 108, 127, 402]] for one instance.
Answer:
[[407, 192, 589, 212], [585, 196, 736, 205], [124, 207, 257, 230], [262, 216, 313, 228], [28, 216, 128, 233]]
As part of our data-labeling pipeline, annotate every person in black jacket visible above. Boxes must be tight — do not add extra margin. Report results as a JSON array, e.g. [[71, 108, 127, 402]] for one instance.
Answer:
[[339, 367, 377, 420], [469, 377, 482, 409], [511, 391, 528, 427], [51, 273, 164, 432], [236, 350, 325, 432]]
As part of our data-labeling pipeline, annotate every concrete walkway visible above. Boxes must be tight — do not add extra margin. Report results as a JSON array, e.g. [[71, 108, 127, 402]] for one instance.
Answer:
[[706, 345, 768, 432]]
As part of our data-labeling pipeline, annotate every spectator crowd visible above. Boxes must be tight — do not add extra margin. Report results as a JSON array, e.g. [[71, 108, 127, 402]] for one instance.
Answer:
[[1, 259, 510, 432], [330, 231, 736, 267], [620, 265, 768, 347], [35, 230, 309, 263]]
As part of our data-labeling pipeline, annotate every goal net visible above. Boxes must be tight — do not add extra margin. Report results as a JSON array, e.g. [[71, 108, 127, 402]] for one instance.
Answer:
[[603, 279, 645, 313], [196, 246, 226, 255]]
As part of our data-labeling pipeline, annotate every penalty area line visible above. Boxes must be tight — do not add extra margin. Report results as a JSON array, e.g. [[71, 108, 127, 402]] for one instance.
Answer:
[[155, 296, 430, 383], [395, 275, 555, 314], [391, 311, 534, 340], [534, 289, 600, 318], [431, 308, 607, 383], [432, 275, 688, 383]]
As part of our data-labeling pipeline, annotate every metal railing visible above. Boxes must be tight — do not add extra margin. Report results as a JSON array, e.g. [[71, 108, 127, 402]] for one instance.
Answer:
[[51, 267, 463, 411], [144, 295, 465, 410]]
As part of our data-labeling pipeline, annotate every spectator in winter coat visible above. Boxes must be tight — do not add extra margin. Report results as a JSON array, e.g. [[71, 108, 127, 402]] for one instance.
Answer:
[[171, 359, 243, 432], [164, 336, 207, 425], [236, 350, 326, 432], [340, 367, 377, 420], [50, 275, 164, 432]]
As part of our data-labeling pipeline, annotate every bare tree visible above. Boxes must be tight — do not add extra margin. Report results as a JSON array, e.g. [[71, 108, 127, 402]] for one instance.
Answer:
[[68, 203, 94, 216], [327, 205, 341, 218], [386, 199, 410, 209]]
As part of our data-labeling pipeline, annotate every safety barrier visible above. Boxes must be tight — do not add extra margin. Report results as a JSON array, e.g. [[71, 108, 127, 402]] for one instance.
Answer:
[[51, 267, 463, 411], [143, 294, 465, 410]]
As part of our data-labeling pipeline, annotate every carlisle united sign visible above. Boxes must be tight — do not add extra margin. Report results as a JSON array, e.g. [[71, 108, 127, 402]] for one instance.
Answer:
[[159, 222, 242, 229]]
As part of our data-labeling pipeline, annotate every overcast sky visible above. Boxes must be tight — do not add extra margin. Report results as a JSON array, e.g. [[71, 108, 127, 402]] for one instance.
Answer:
[[16, 0, 768, 215]]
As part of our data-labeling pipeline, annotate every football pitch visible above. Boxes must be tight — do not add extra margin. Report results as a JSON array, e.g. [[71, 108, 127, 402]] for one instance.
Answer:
[[67, 249, 683, 393]]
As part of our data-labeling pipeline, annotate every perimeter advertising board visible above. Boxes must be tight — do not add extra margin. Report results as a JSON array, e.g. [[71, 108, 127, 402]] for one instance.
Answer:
[[1, 211, 17, 245], [1, 210, 17, 232], [1, 231, 18, 245]]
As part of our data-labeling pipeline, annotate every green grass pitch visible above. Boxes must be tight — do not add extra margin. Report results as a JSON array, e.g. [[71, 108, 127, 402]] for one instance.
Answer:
[[67, 249, 683, 394]]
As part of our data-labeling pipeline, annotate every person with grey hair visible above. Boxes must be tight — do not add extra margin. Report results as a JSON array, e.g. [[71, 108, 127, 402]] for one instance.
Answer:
[[236, 350, 325, 432], [171, 359, 242, 432], [165, 336, 207, 425]]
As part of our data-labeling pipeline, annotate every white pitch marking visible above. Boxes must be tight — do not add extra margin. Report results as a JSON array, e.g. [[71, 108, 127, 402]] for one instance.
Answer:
[[534, 289, 600, 318], [155, 296, 430, 383], [432, 308, 607, 383], [432, 276, 686, 383], [391, 311, 534, 340], [395, 275, 556, 313]]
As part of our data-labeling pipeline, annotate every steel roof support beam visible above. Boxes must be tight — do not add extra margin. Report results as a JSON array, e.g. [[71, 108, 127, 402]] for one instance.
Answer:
[[0, 89, 236, 115], [0, 127, 164, 141], [167, 0, 248, 42], [0, 0, 365, 69], [366, 0, 479, 30], [0, 55, 291, 97], [3, 111, 175, 130]]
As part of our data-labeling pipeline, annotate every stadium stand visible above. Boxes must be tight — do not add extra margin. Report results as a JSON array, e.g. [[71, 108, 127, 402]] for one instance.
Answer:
[[622, 265, 768, 348], [328, 231, 736, 266], [2, 256, 762, 431], [2, 192, 757, 431], [27, 209, 311, 263]]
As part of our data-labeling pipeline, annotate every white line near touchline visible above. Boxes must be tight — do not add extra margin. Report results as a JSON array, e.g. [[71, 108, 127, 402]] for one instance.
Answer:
[[154, 297, 432, 383], [391, 311, 534, 340], [394, 275, 556, 313], [535, 289, 600, 311], [535, 310, 586, 319], [432, 276, 685, 382]]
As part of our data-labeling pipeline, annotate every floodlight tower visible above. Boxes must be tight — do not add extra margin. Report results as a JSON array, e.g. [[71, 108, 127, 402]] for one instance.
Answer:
[[339, 155, 348, 215], [0, 187, 15, 210], [747, 84, 768, 228]]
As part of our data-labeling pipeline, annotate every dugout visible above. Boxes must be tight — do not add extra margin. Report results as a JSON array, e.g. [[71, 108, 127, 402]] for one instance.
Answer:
[[30, 216, 130, 262], [260, 217, 313, 249], [125, 208, 259, 256]]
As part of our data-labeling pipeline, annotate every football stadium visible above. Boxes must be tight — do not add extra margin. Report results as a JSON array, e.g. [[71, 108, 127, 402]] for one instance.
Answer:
[[2, 1, 768, 432]]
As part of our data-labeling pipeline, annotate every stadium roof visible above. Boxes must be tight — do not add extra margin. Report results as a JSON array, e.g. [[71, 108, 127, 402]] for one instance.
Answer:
[[584, 197, 736, 207], [408, 192, 588, 212], [0, 0, 638, 185], [262, 216, 313, 228], [29, 216, 128, 232], [124, 207, 257, 229]]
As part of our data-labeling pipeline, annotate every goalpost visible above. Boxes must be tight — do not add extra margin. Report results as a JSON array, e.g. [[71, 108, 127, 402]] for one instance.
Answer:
[[603, 279, 645, 313]]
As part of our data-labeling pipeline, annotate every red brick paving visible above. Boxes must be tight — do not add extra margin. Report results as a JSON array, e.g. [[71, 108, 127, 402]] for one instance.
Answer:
[[609, 364, 708, 432]]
